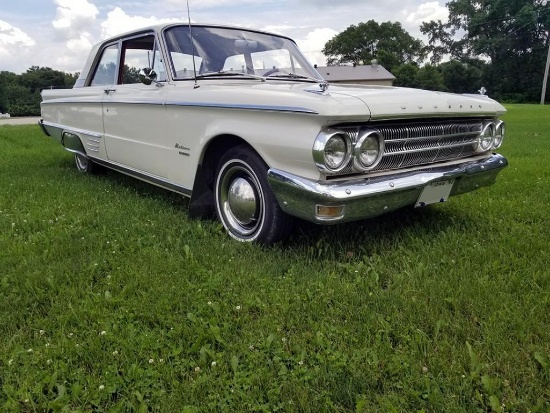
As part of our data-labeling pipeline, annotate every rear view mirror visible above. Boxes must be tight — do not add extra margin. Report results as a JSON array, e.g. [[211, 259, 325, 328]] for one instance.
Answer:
[[235, 39, 258, 50]]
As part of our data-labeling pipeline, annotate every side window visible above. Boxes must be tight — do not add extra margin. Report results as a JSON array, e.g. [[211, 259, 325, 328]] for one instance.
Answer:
[[121, 35, 167, 84], [90, 44, 119, 86]]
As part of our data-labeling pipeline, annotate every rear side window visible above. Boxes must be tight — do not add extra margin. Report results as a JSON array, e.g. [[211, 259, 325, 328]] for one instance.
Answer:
[[90, 44, 119, 86]]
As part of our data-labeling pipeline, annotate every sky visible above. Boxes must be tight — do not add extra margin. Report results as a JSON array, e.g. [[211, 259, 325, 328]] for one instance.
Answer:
[[0, 0, 449, 75]]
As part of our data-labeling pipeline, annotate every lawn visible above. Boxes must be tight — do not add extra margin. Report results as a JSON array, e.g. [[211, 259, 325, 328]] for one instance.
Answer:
[[0, 105, 549, 412]]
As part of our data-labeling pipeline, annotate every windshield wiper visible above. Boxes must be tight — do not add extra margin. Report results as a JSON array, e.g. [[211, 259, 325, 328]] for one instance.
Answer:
[[265, 73, 321, 83], [195, 70, 266, 82]]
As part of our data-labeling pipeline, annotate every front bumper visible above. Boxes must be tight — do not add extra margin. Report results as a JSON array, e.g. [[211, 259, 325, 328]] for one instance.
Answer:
[[267, 154, 508, 224]]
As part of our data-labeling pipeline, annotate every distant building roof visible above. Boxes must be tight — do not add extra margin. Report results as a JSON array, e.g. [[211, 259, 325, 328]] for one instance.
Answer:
[[316, 64, 395, 83]]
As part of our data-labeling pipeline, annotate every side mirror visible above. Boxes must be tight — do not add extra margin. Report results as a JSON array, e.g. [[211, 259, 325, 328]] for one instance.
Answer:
[[139, 68, 158, 85]]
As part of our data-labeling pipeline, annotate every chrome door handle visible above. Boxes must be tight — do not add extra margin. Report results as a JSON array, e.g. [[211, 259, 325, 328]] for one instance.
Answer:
[[104, 89, 116, 94]]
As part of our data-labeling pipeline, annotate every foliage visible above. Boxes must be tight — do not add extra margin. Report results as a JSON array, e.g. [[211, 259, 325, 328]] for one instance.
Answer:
[[322, 20, 425, 72], [440, 60, 484, 94], [414, 64, 445, 91], [421, 0, 550, 101], [123, 65, 141, 85], [0, 75, 7, 114], [1, 105, 550, 411], [392, 63, 420, 88], [0, 67, 78, 117]]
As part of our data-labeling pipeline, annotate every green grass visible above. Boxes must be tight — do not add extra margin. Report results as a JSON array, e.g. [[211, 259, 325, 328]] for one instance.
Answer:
[[1, 105, 549, 412]]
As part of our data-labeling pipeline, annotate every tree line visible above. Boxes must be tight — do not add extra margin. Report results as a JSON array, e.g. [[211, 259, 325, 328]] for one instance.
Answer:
[[0, 67, 78, 117], [323, 0, 550, 102]]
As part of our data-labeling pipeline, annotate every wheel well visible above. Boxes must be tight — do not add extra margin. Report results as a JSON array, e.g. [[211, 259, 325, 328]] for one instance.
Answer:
[[188, 134, 255, 219]]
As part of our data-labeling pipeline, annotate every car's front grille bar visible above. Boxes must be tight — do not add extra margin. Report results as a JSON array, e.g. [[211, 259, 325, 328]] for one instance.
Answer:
[[340, 119, 484, 174]]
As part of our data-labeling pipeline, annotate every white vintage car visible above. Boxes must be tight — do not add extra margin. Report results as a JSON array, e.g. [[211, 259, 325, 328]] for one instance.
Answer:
[[40, 23, 508, 243]]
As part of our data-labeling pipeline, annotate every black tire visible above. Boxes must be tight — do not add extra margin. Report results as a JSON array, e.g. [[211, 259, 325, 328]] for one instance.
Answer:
[[214, 145, 294, 244], [74, 153, 95, 174]]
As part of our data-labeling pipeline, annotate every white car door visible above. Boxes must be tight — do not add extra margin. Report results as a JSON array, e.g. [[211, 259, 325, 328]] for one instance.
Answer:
[[99, 34, 172, 179]]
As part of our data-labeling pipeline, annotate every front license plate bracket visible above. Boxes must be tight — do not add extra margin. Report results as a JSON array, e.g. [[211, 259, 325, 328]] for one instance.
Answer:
[[415, 179, 455, 207]]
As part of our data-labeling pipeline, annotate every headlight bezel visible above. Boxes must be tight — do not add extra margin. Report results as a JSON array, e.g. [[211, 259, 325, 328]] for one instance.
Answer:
[[312, 129, 352, 173], [493, 120, 505, 149], [477, 121, 495, 153], [353, 129, 384, 171]]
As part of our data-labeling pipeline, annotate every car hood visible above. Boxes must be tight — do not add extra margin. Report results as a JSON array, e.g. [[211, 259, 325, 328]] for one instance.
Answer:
[[324, 84, 506, 120], [170, 80, 506, 122]]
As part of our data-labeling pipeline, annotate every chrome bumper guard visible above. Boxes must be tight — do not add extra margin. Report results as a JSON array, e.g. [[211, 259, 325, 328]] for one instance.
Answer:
[[267, 154, 508, 224]]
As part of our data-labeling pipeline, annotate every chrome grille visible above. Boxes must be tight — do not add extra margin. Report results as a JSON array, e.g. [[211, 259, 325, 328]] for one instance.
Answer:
[[340, 119, 483, 174]]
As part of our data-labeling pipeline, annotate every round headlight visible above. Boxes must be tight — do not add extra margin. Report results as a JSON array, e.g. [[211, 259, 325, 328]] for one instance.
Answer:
[[324, 134, 350, 170], [493, 120, 505, 149], [353, 130, 383, 170], [478, 122, 494, 152]]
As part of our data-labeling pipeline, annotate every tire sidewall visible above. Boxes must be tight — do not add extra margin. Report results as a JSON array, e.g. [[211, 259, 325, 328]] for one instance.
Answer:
[[214, 148, 280, 243]]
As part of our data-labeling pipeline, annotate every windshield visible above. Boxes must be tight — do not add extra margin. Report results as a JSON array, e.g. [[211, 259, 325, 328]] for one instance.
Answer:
[[163, 25, 323, 81]]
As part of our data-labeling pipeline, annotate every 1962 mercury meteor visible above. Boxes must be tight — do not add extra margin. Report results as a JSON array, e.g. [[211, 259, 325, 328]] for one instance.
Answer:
[[40, 23, 508, 243]]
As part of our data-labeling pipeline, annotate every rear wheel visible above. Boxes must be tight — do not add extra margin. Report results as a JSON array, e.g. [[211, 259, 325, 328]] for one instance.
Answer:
[[74, 153, 95, 174], [214, 146, 294, 243]]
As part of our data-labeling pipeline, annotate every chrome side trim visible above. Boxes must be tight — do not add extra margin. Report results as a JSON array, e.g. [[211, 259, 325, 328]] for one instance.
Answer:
[[89, 157, 193, 197], [41, 100, 318, 114], [267, 153, 508, 224], [40, 120, 102, 139], [164, 100, 318, 114]]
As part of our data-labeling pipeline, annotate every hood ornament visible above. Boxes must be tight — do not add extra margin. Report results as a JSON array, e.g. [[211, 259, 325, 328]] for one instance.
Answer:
[[305, 81, 330, 95]]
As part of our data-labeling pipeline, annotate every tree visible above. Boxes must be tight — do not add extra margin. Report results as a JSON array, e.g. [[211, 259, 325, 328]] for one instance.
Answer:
[[414, 65, 445, 91], [440, 60, 484, 93], [323, 20, 425, 72], [420, 0, 550, 101], [393, 63, 420, 88], [19, 66, 66, 92], [0, 77, 7, 114], [0, 71, 18, 114], [0, 67, 79, 116]]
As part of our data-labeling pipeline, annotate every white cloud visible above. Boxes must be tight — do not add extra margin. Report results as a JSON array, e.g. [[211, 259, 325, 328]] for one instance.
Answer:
[[100, 7, 181, 39], [0, 20, 36, 73], [52, 0, 99, 40], [168, 0, 268, 9], [0, 19, 35, 53], [51, 35, 95, 72], [0, 20, 36, 72], [295, 27, 338, 67], [261, 25, 302, 35], [406, 1, 448, 25]]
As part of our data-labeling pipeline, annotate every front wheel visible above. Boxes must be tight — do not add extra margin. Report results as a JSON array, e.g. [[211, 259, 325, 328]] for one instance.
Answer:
[[214, 146, 294, 244]]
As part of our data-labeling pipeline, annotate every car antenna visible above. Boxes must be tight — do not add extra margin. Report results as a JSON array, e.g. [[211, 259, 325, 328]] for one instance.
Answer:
[[187, 0, 199, 89]]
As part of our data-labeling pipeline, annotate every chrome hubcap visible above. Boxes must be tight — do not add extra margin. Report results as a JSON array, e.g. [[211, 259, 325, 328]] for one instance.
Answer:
[[227, 177, 258, 226]]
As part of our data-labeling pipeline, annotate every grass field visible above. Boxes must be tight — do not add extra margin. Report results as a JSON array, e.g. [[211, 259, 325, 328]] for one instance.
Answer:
[[1, 105, 549, 412]]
